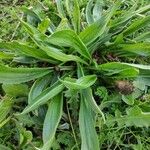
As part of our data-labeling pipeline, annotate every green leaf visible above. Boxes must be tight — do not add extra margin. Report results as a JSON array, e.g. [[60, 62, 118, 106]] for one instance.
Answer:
[[133, 77, 150, 91], [79, 94, 99, 150], [0, 97, 13, 123], [20, 80, 64, 115], [16, 122, 33, 148], [0, 65, 52, 84], [56, 18, 70, 31], [65, 0, 80, 33], [37, 44, 87, 65], [77, 64, 99, 149], [0, 41, 56, 63], [134, 32, 150, 42], [0, 52, 14, 60], [60, 75, 97, 90], [126, 106, 150, 127], [97, 62, 150, 78], [122, 63, 150, 78], [42, 94, 63, 150], [93, 0, 103, 21], [111, 4, 150, 30], [86, 0, 103, 24], [96, 62, 139, 78], [122, 63, 150, 70], [80, 1, 119, 47], [28, 75, 51, 105], [2, 84, 29, 97], [86, 0, 94, 24], [22, 6, 41, 23], [55, 0, 66, 18], [19, 130, 33, 148], [115, 43, 150, 57], [107, 106, 150, 127], [122, 94, 134, 105], [79, 17, 105, 46], [47, 30, 91, 60], [0, 117, 11, 128], [72, 0, 80, 33], [122, 16, 150, 36], [38, 17, 50, 33], [21, 21, 87, 64], [82, 88, 105, 122]]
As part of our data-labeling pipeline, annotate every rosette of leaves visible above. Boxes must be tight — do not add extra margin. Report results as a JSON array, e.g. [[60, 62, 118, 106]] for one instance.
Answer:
[[0, 0, 150, 149]]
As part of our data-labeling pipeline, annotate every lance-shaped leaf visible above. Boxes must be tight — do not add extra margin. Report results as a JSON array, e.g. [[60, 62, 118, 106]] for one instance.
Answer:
[[2, 84, 29, 97], [59, 75, 97, 90], [0, 117, 11, 128], [0, 65, 52, 84], [80, 1, 119, 46], [37, 44, 87, 65], [0, 52, 14, 60], [72, 0, 80, 33], [65, 0, 80, 33], [79, 94, 100, 150], [114, 43, 150, 57], [86, 0, 103, 24], [0, 41, 56, 63], [47, 30, 91, 60], [93, 0, 103, 22], [42, 94, 63, 150], [97, 62, 150, 78], [77, 64, 99, 149], [111, 4, 150, 29], [55, 0, 66, 18], [86, 0, 95, 24], [96, 62, 139, 77], [38, 17, 50, 33], [79, 17, 105, 46], [82, 88, 105, 122], [28, 75, 51, 105], [21, 21, 87, 64], [122, 16, 150, 36], [121, 63, 150, 78], [22, 6, 41, 23], [134, 32, 150, 42], [20, 80, 64, 115]]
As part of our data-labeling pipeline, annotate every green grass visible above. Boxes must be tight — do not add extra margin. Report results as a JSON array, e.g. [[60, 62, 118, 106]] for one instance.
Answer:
[[0, 0, 150, 150]]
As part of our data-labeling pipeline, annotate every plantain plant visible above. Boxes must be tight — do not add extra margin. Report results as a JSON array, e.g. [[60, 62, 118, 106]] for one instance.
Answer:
[[0, 0, 150, 149]]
